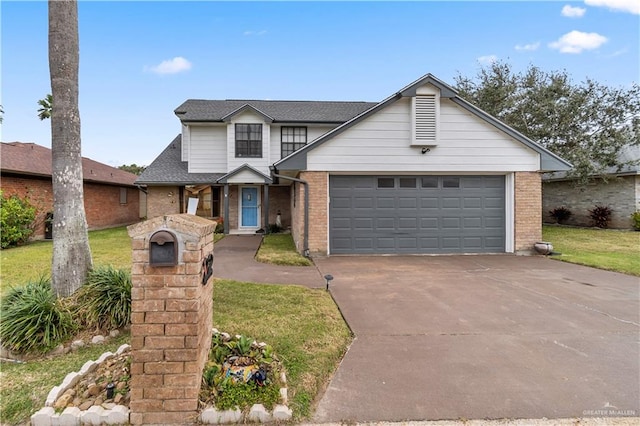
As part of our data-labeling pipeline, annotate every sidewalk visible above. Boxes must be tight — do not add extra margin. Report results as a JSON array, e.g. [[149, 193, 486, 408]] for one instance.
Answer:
[[212, 235, 325, 288]]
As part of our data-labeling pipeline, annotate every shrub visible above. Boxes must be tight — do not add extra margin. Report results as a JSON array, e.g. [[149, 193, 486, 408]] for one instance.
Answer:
[[0, 191, 36, 249], [631, 211, 640, 231], [267, 223, 282, 234], [215, 217, 224, 234], [74, 266, 132, 330], [549, 206, 572, 224], [589, 205, 613, 228], [0, 277, 76, 353]]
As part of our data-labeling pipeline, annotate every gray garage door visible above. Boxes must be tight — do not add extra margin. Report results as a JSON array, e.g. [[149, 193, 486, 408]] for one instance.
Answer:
[[329, 175, 505, 254]]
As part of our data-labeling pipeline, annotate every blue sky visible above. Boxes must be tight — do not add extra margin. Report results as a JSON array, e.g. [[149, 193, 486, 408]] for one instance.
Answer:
[[1, 0, 638, 167]]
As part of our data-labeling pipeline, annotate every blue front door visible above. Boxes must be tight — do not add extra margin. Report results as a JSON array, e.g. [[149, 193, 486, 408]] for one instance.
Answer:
[[241, 187, 258, 227]]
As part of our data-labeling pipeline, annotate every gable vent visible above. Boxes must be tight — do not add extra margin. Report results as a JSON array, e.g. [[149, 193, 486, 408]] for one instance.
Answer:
[[411, 93, 439, 146]]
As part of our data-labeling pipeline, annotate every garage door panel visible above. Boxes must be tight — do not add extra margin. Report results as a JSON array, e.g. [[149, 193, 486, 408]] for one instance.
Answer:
[[330, 175, 505, 254]]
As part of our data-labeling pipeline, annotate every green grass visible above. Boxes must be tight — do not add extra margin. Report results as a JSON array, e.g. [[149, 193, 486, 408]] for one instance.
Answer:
[[0, 227, 351, 423], [213, 279, 351, 419], [0, 227, 132, 296], [0, 334, 130, 425], [255, 234, 313, 266], [543, 225, 640, 276]]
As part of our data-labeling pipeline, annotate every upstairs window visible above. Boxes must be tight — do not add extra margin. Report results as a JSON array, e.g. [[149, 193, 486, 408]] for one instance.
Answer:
[[235, 124, 262, 158], [281, 126, 307, 158]]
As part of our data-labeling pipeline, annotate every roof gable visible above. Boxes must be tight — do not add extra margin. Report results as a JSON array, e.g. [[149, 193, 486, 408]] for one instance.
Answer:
[[221, 104, 274, 123], [217, 164, 272, 184], [0, 142, 138, 186], [274, 73, 571, 172]]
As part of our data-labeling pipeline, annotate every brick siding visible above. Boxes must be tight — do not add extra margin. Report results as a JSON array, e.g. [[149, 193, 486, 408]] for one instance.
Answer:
[[146, 186, 181, 218], [543, 175, 639, 229], [514, 172, 542, 253], [128, 215, 215, 425], [298, 171, 328, 255], [1, 174, 140, 239]]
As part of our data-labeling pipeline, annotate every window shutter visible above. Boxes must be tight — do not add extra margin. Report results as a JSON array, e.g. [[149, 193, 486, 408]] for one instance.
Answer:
[[415, 95, 437, 142]]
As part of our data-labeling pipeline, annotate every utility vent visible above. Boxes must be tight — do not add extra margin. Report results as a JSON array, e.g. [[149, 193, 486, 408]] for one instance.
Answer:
[[411, 93, 439, 146]]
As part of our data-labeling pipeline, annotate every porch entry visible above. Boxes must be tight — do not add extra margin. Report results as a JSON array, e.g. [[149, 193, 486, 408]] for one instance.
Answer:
[[240, 186, 260, 228]]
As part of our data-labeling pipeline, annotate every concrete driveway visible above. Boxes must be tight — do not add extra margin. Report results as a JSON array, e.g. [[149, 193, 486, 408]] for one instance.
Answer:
[[313, 255, 639, 422]]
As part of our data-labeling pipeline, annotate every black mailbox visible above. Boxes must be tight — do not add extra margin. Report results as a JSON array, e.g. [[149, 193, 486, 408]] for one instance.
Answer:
[[149, 230, 178, 266]]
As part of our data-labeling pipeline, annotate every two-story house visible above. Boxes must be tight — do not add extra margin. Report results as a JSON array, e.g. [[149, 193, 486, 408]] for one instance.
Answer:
[[137, 73, 571, 256]]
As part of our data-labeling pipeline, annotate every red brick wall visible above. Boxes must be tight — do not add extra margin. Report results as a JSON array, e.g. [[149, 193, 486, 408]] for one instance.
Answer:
[[514, 172, 542, 253], [268, 185, 291, 229], [1, 174, 140, 239]]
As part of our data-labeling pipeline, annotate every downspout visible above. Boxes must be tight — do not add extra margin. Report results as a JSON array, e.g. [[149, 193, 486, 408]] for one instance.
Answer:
[[271, 170, 310, 257]]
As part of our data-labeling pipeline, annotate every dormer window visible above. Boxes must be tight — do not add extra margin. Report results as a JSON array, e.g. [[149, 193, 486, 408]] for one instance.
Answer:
[[235, 124, 262, 158], [411, 86, 440, 146]]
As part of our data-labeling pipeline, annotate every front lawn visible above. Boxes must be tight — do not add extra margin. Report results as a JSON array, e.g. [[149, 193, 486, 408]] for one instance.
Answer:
[[0, 227, 132, 297], [542, 225, 640, 276], [0, 226, 351, 423], [255, 233, 312, 266]]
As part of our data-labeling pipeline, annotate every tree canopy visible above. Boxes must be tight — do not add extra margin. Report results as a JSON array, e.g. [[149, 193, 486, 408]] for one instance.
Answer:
[[118, 164, 146, 175], [455, 61, 640, 185]]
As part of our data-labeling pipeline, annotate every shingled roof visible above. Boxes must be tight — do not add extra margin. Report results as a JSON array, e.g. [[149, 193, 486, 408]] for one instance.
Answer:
[[1, 142, 138, 186], [136, 135, 225, 185], [174, 100, 377, 123]]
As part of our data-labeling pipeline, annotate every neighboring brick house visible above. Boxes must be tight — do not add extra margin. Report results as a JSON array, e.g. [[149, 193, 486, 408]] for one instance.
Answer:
[[543, 144, 639, 229], [137, 73, 571, 255], [1, 142, 144, 239]]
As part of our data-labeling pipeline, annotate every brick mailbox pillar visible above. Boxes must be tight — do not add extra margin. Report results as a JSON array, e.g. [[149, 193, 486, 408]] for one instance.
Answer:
[[127, 214, 216, 425]]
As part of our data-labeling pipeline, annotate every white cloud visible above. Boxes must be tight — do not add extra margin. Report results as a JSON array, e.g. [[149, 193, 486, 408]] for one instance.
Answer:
[[243, 30, 267, 36], [561, 5, 586, 17], [548, 30, 608, 53], [515, 42, 541, 51], [146, 57, 192, 75], [477, 55, 498, 65], [585, 0, 639, 15]]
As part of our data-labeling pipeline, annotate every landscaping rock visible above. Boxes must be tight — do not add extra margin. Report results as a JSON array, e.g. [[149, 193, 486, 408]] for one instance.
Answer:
[[247, 404, 271, 423], [87, 383, 102, 397], [109, 329, 120, 338], [53, 393, 73, 410], [91, 335, 106, 345], [31, 407, 55, 426], [70, 340, 84, 350], [58, 406, 81, 425], [272, 404, 293, 421], [80, 405, 104, 425], [280, 371, 287, 384], [115, 344, 130, 355], [50, 344, 65, 356], [45, 385, 62, 407], [200, 407, 221, 424], [61, 372, 80, 390], [79, 360, 97, 375], [78, 400, 94, 411], [219, 408, 242, 423], [279, 387, 288, 404], [104, 405, 129, 424]]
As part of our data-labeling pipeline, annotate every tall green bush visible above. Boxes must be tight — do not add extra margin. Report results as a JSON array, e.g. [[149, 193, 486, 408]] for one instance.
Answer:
[[0, 277, 76, 353], [0, 191, 36, 249]]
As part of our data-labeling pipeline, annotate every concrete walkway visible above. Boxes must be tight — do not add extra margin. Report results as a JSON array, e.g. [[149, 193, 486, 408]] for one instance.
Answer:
[[213, 235, 325, 288]]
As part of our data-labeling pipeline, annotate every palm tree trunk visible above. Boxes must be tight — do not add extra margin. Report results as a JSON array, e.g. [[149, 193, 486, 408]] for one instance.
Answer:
[[49, 0, 92, 297]]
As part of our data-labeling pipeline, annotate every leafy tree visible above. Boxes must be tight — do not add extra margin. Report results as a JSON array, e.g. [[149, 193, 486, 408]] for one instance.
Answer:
[[118, 163, 146, 175], [455, 61, 640, 185], [0, 104, 4, 123], [37, 94, 53, 120], [48, 0, 93, 297]]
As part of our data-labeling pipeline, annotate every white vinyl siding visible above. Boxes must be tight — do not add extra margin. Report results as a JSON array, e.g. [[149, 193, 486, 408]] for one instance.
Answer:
[[227, 110, 270, 174], [188, 125, 227, 173], [269, 124, 337, 164], [307, 97, 539, 172], [226, 169, 268, 184], [181, 124, 190, 161]]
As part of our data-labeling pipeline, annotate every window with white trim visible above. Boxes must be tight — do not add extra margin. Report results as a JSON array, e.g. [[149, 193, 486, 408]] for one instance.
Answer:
[[235, 124, 262, 158], [281, 126, 307, 158]]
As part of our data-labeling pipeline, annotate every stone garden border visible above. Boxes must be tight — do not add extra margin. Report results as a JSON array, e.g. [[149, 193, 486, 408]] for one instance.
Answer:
[[30, 344, 131, 426]]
